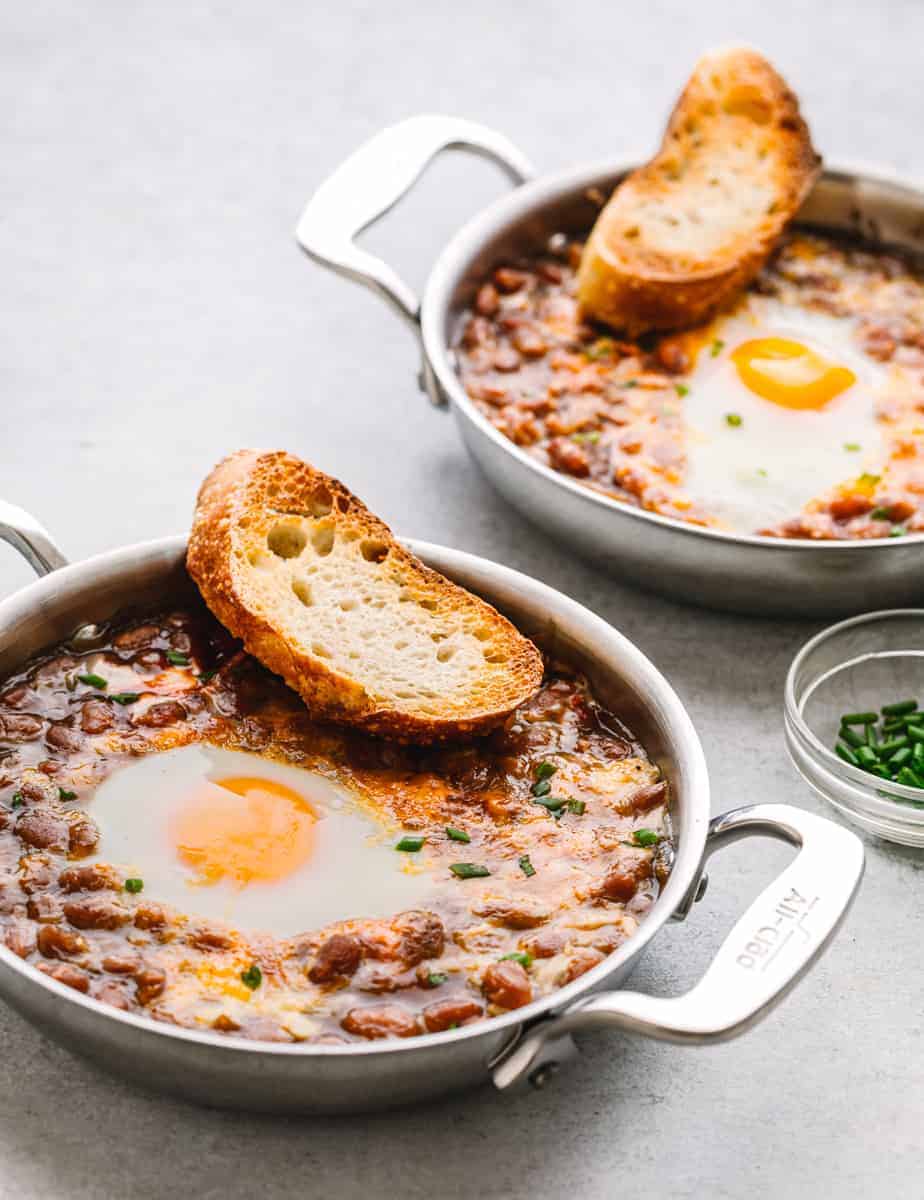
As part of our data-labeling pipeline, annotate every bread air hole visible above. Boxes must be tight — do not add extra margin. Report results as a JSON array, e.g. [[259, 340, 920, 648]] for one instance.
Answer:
[[311, 524, 335, 556], [436, 645, 456, 663], [292, 578, 312, 607], [360, 538, 388, 563], [339, 597, 357, 612], [484, 649, 507, 664], [311, 641, 331, 659], [307, 486, 333, 517], [267, 524, 307, 560]]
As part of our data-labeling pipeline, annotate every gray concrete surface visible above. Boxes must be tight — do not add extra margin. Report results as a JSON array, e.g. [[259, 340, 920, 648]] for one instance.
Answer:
[[2, 1, 922, 1196]]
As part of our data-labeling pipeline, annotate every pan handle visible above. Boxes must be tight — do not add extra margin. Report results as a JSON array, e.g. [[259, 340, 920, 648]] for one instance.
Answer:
[[295, 114, 535, 331], [493, 803, 864, 1090], [0, 500, 69, 577]]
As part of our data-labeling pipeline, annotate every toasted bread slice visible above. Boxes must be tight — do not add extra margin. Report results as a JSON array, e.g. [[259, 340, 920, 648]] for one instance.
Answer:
[[577, 47, 821, 335], [187, 450, 543, 742]]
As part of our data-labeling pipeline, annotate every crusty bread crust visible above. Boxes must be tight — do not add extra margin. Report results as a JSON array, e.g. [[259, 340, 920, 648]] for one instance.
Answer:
[[187, 450, 543, 742], [577, 47, 821, 334]]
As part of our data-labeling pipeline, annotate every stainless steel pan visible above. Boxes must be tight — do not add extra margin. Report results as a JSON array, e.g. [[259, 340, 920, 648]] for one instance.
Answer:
[[0, 501, 863, 1112], [297, 115, 924, 618]]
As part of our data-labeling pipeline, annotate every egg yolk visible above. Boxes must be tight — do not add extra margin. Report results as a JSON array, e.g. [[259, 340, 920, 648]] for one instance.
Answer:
[[731, 337, 856, 410], [171, 776, 316, 888]]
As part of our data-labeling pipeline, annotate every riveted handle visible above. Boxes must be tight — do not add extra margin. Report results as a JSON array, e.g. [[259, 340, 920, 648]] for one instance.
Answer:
[[295, 114, 535, 329], [493, 804, 864, 1090], [0, 500, 69, 578]]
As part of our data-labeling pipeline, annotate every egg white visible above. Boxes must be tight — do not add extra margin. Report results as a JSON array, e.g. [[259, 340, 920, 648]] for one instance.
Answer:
[[683, 297, 890, 533], [86, 744, 436, 937]]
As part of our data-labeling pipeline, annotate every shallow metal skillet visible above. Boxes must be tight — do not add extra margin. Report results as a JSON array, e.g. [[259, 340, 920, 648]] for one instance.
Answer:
[[0, 501, 862, 1113], [298, 115, 924, 618]]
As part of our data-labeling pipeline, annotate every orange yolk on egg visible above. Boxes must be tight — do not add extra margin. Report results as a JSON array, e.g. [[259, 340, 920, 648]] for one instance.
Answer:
[[171, 776, 316, 888], [731, 337, 856, 410]]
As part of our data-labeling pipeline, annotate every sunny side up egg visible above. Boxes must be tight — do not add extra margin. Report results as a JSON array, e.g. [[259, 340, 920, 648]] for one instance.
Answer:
[[682, 296, 890, 533], [86, 744, 436, 937]]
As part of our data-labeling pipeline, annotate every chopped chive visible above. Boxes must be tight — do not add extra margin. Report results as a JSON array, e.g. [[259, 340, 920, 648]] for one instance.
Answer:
[[855, 746, 880, 768], [843, 442, 861, 452], [77, 672, 107, 690], [58, 788, 77, 802], [124, 877, 144, 894], [518, 855, 536, 878], [533, 796, 567, 811], [675, 383, 690, 397], [197, 668, 217, 684], [531, 778, 552, 797], [445, 826, 470, 844], [710, 339, 724, 357], [109, 692, 140, 706], [572, 430, 601, 446], [725, 413, 742, 427], [566, 799, 586, 815], [395, 835, 425, 853], [841, 711, 878, 725], [755, 468, 768, 478], [10, 793, 23, 809], [835, 743, 860, 766], [889, 527, 906, 538], [858, 473, 881, 487], [623, 379, 638, 389], [499, 951, 533, 968], [906, 724, 924, 744], [882, 699, 918, 717], [586, 337, 616, 360], [866, 723, 879, 747], [426, 971, 448, 987], [449, 862, 491, 880], [889, 746, 913, 768], [240, 964, 262, 990], [166, 650, 190, 667], [632, 828, 660, 847], [534, 761, 557, 782], [878, 736, 909, 756], [895, 766, 923, 789], [870, 507, 892, 521], [913, 740, 924, 760], [839, 725, 865, 749], [867, 763, 893, 780]]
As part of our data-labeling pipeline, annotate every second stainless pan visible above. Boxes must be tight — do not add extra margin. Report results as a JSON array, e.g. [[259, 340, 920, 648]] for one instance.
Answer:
[[297, 115, 924, 618]]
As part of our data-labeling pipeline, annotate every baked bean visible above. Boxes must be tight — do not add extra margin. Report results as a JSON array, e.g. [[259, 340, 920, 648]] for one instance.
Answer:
[[829, 493, 873, 522], [522, 929, 565, 959], [112, 625, 160, 652], [80, 699, 113, 734], [45, 723, 84, 753], [0, 712, 44, 742], [17, 808, 69, 852], [473, 896, 552, 930], [133, 903, 168, 930], [4, 920, 36, 958], [68, 815, 99, 855], [36, 961, 89, 993], [62, 896, 130, 931], [623, 780, 667, 815], [460, 316, 493, 351], [135, 966, 167, 1005], [134, 701, 186, 729], [557, 947, 605, 984], [93, 981, 132, 1011], [27, 894, 62, 922], [102, 953, 140, 975], [18, 854, 54, 894], [474, 283, 500, 316], [394, 910, 444, 966], [494, 267, 529, 293], [422, 997, 484, 1032], [37, 923, 89, 959], [340, 1004, 419, 1040], [512, 326, 548, 358], [594, 853, 652, 903], [493, 347, 521, 373], [308, 933, 363, 984], [482, 961, 532, 1010], [547, 437, 590, 478], [17, 771, 58, 805], [212, 1013, 241, 1032], [0, 687, 29, 708], [187, 926, 234, 951], [58, 863, 121, 893]]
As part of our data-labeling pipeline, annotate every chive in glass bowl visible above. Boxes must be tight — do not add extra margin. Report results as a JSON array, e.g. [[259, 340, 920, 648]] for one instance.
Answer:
[[785, 610, 924, 847]]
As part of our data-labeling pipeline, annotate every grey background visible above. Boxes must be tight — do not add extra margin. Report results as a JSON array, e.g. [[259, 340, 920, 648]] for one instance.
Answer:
[[2, 1, 922, 1196]]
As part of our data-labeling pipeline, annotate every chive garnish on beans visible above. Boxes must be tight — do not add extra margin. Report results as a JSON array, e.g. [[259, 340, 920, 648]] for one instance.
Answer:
[[124, 877, 144, 894], [725, 413, 742, 427], [58, 788, 77, 801], [711, 339, 724, 357], [518, 855, 536, 878], [632, 829, 659, 847], [395, 835, 425, 853], [77, 672, 107, 690], [500, 951, 533, 968], [166, 650, 190, 667], [534, 761, 557, 782], [531, 778, 552, 797], [427, 971, 448, 987], [10, 793, 23, 809], [450, 863, 491, 879], [533, 796, 567, 811], [566, 799, 586, 815], [110, 692, 140, 705], [240, 965, 262, 990], [445, 826, 470, 844]]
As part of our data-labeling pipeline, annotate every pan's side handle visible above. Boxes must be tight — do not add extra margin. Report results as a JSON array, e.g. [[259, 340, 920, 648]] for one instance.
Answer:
[[295, 114, 535, 331], [493, 804, 864, 1090], [0, 501, 69, 577]]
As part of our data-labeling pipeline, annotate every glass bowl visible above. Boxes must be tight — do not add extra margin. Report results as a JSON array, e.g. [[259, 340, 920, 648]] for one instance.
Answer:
[[785, 609, 924, 846]]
